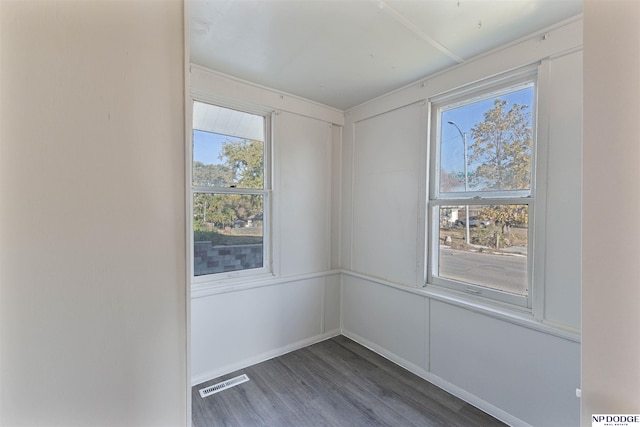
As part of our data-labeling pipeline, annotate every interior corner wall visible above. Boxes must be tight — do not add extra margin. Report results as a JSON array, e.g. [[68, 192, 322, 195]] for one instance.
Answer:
[[0, 1, 187, 426], [582, 0, 640, 422], [189, 68, 343, 385]]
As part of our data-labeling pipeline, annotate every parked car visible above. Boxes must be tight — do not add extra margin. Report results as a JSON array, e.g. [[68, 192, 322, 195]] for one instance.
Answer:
[[455, 216, 491, 227]]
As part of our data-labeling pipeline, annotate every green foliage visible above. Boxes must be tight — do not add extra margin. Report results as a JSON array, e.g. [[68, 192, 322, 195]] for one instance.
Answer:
[[194, 229, 224, 242], [220, 139, 264, 189], [193, 161, 232, 187], [194, 229, 262, 246], [193, 137, 264, 232], [194, 193, 263, 227], [192, 139, 263, 189]]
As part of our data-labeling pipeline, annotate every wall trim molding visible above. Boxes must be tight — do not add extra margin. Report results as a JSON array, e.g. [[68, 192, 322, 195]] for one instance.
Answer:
[[190, 64, 345, 126]]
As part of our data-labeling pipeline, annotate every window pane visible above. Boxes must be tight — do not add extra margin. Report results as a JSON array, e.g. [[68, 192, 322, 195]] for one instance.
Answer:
[[192, 102, 264, 189], [440, 85, 534, 194], [437, 204, 528, 296], [193, 193, 264, 276], [193, 131, 264, 189]]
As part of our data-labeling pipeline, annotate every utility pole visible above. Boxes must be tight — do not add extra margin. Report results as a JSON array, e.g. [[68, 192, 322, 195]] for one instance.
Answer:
[[448, 121, 470, 245]]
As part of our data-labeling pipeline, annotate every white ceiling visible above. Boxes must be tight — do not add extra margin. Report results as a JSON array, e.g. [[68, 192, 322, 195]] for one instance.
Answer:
[[189, 0, 582, 111]]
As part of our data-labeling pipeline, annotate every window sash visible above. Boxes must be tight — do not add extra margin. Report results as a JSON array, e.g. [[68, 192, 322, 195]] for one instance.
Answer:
[[191, 190, 271, 283], [427, 199, 532, 308], [429, 75, 537, 199]]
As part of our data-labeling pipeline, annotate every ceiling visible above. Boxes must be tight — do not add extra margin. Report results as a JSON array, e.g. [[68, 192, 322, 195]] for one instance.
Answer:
[[189, 0, 582, 111]]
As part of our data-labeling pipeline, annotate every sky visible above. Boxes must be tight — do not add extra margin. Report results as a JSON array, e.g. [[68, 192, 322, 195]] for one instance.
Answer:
[[193, 130, 241, 165]]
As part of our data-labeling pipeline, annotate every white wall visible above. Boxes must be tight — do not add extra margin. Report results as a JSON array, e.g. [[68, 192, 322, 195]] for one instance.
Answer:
[[275, 111, 334, 276], [351, 102, 427, 286], [191, 275, 341, 384], [429, 301, 579, 426], [0, 1, 187, 426], [341, 19, 582, 427], [582, 0, 640, 423], [189, 67, 343, 385]]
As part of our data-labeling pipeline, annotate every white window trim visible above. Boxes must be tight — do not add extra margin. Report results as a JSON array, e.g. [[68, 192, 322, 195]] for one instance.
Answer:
[[189, 97, 274, 286], [426, 68, 543, 310]]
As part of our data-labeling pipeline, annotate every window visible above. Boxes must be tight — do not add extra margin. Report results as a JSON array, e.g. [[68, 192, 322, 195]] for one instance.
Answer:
[[191, 101, 270, 280], [428, 77, 536, 308]]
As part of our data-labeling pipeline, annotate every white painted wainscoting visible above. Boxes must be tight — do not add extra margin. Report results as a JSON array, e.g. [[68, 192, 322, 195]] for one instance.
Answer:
[[191, 273, 341, 385], [341, 274, 580, 427]]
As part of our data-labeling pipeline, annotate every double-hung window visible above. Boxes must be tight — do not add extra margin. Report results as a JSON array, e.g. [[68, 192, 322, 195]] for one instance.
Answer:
[[191, 101, 270, 281], [428, 75, 536, 308]]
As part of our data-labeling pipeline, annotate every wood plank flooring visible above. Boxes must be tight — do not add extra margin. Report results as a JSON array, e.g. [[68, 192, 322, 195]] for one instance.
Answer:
[[192, 335, 507, 427]]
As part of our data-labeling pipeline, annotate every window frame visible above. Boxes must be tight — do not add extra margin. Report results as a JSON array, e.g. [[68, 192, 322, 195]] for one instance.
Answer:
[[189, 98, 273, 285], [426, 71, 538, 309]]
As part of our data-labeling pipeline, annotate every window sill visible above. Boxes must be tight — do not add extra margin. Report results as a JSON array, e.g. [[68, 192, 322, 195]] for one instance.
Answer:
[[341, 270, 581, 343], [191, 270, 341, 300]]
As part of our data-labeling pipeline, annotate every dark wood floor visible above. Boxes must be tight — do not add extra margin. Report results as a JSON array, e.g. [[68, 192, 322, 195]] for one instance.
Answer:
[[192, 335, 507, 427]]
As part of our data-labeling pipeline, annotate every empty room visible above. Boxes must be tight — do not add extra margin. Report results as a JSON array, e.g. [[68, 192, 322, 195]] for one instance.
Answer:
[[1, 1, 639, 427]]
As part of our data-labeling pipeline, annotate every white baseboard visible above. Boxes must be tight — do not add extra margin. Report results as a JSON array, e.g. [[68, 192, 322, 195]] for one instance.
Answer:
[[191, 329, 341, 386], [341, 329, 532, 427]]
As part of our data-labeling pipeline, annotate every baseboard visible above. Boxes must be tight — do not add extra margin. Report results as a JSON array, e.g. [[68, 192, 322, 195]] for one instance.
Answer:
[[341, 329, 532, 427], [191, 328, 341, 386]]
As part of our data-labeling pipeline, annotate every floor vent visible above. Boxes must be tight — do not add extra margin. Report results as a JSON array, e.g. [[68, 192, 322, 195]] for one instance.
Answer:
[[199, 374, 250, 398]]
